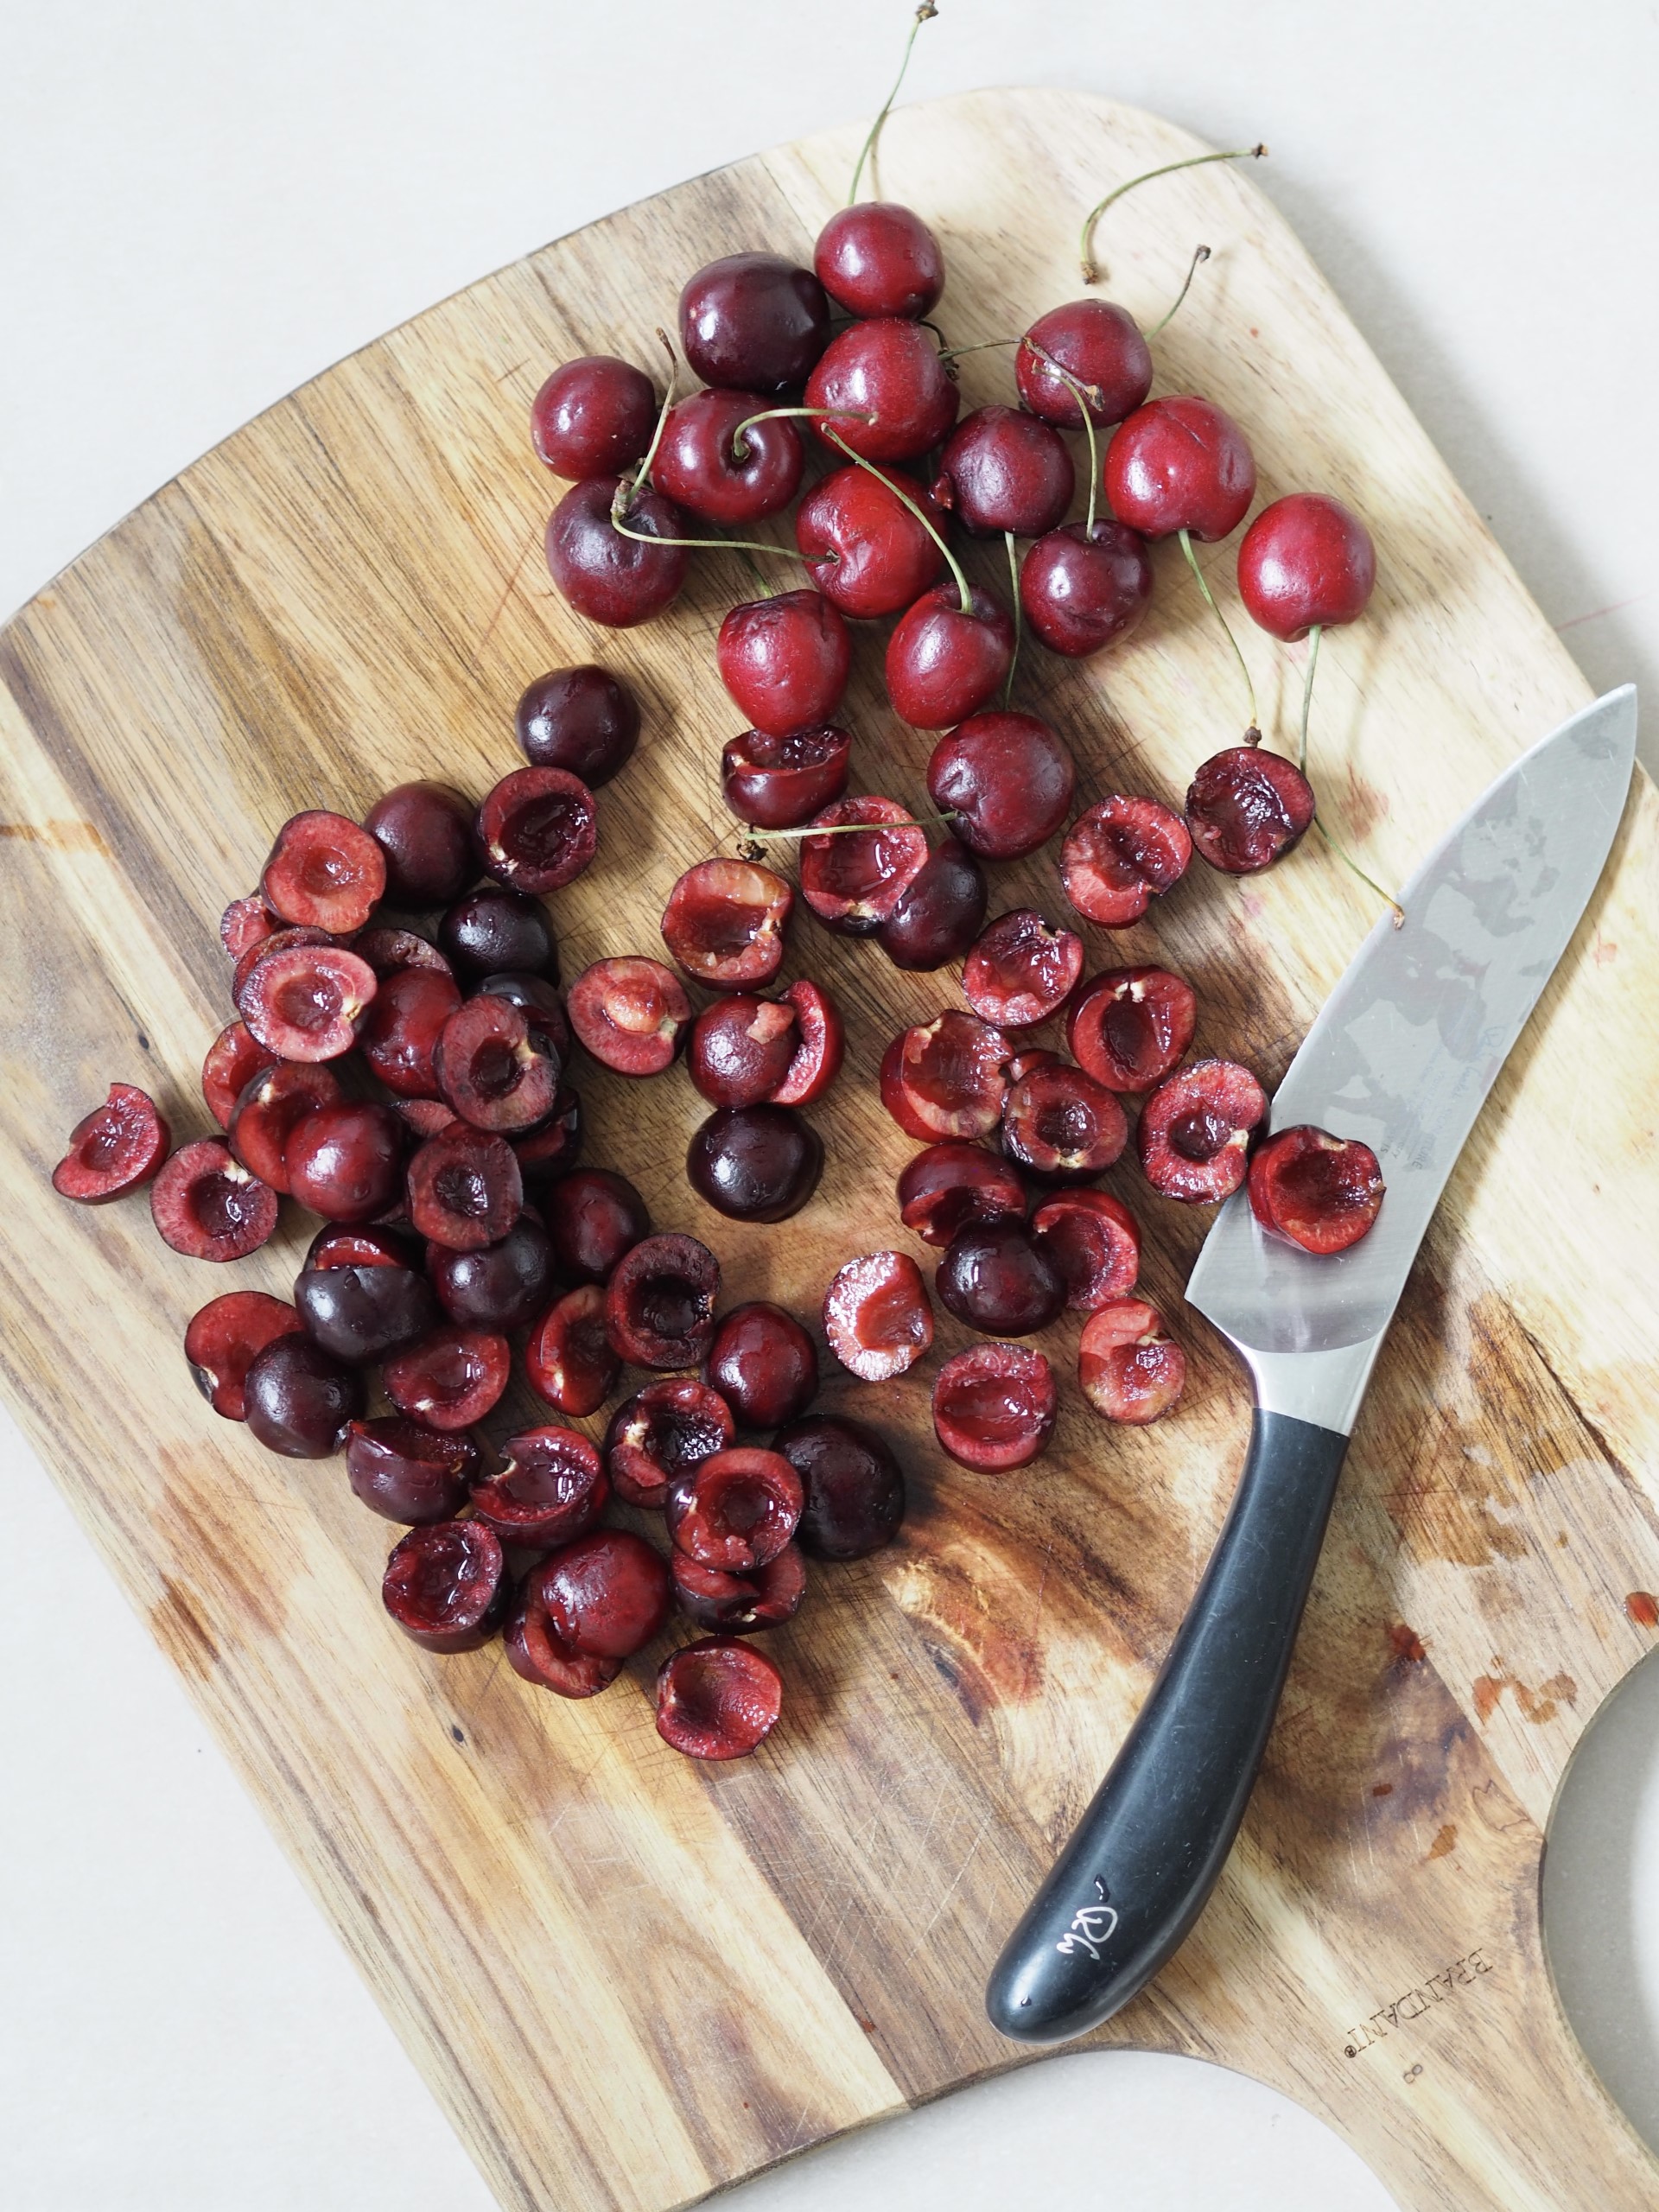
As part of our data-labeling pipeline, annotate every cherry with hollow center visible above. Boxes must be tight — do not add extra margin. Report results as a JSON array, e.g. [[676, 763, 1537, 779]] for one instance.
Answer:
[[238, 940, 377, 1063], [1137, 1058, 1268, 1202], [605, 1378, 735, 1509], [1029, 1189, 1141, 1311], [185, 1292, 303, 1421], [655, 1637, 783, 1762], [1186, 746, 1316, 874], [435, 995, 560, 1134], [477, 766, 597, 895], [896, 1140, 1027, 1248], [566, 957, 690, 1075], [678, 252, 831, 394], [880, 1009, 1011, 1142], [605, 1232, 720, 1370], [674, 1547, 805, 1636], [531, 356, 658, 480], [1078, 1299, 1186, 1424], [526, 1283, 619, 1415], [661, 858, 791, 988], [666, 1446, 804, 1574], [823, 1249, 933, 1381], [469, 1427, 609, 1553], [1060, 795, 1192, 926], [798, 795, 930, 934], [384, 1521, 508, 1653], [384, 1323, 511, 1431], [1067, 965, 1197, 1093], [963, 910, 1083, 1027], [721, 724, 850, 830], [151, 1139, 278, 1262], [771, 979, 844, 1107], [53, 1082, 171, 1203], [932, 404, 1075, 538], [1248, 1123, 1385, 1253], [405, 1122, 523, 1251], [932, 1343, 1058, 1471], [262, 810, 386, 936]]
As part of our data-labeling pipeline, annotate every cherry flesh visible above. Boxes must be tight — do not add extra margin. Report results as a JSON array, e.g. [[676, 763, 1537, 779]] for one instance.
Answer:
[[1137, 1058, 1268, 1202], [151, 1140, 278, 1261], [245, 1333, 364, 1457], [53, 1082, 171, 1203], [262, 810, 386, 935], [1002, 1063, 1128, 1183], [544, 1528, 673, 1658], [296, 1244, 437, 1363], [880, 1010, 1011, 1142], [477, 766, 597, 894], [1248, 1124, 1385, 1253], [1060, 796, 1192, 927], [689, 995, 798, 1108], [1029, 1189, 1141, 1311], [678, 252, 830, 393], [1105, 396, 1256, 542], [1067, 965, 1196, 1092], [1237, 493, 1376, 639], [606, 1232, 720, 1370], [567, 957, 690, 1074], [435, 996, 559, 1133], [804, 318, 958, 461], [429, 1214, 555, 1331], [773, 1415, 905, 1560], [1016, 300, 1153, 428], [814, 202, 944, 319], [439, 887, 556, 982], [287, 1101, 407, 1223], [661, 859, 791, 988], [365, 781, 475, 906], [877, 836, 987, 971], [469, 1426, 609, 1552], [798, 796, 929, 934], [937, 1217, 1065, 1336], [230, 924, 335, 1004], [716, 591, 850, 739], [185, 1292, 303, 1420], [655, 1637, 782, 1761], [531, 355, 658, 480], [475, 971, 570, 1062], [359, 967, 463, 1099], [346, 1417, 477, 1524], [405, 1122, 523, 1250], [896, 1140, 1026, 1248], [238, 942, 376, 1062], [516, 665, 639, 786], [229, 1063, 340, 1192], [705, 1301, 817, 1429], [673, 1546, 805, 1635], [823, 1249, 932, 1380], [688, 1103, 823, 1224], [219, 895, 276, 962], [527, 1282, 620, 1414], [395, 1099, 459, 1141], [932, 1343, 1058, 1471], [352, 928, 454, 980], [934, 405, 1074, 537], [1186, 747, 1316, 874], [1020, 520, 1153, 658], [795, 464, 945, 618], [1078, 1299, 1186, 1423], [543, 1167, 649, 1282], [886, 583, 1015, 731], [383, 1520, 508, 1653], [605, 1378, 735, 1509], [771, 978, 844, 1106], [506, 1570, 621, 1698], [721, 723, 850, 830], [655, 389, 804, 524], [384, 1324, 510, 1431], [963, 911, 1083, 1027], [545, 476, 687, 628], [667, 1446, 804, 1573]]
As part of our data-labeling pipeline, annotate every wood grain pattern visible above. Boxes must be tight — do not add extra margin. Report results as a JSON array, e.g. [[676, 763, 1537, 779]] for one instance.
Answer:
[[2, 86, 1656, 2211]]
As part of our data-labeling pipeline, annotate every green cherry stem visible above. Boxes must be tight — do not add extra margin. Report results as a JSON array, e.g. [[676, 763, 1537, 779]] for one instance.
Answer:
[[1178, 528, 1259, 737], [1312, 816, 1405, 929], [738, 808, 957, 861], [847, 2, 938, 205], [1002, 531, 1024, 706], [1079, 144, 1267, 284], [614, 328, 678, 511], [824, 426, 972, 616], [1142, 244, 1211, 340], [731, 404, 874, 464], [608, 509, 836, 566], [1298, 623, 1323, 774], [1016, 340, 1103, 532]]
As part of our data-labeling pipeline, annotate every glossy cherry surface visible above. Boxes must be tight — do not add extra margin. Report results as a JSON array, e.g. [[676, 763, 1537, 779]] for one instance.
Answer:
[[287, 1101, 406, 1223], [439, 887, 556, 981], [666, 1446, 804, 1573], [773, 1415, 906, 1560], [545, 476, 688, 628], [880, 1010, 1011, 1141], [678, 252, 830, 393], [1078, 1299, 1186, 1423], [1066, 965, 1196, 1093], [927, 711, 1075, 860], [435, 995, 560, 1133], [405, 1122, 524, 1250], [53, 1083, 171, 1203], [543, 1167, 649, 1282], [1002, 1062, 1128, 1182], [704, 1301, 817, 1429], [262, 810, 386, 935], [1237, 493, 1376, 639], [469, 1427, 609, 1552], [606, 1233, 719, 1370], [687, 1103, 823, 1224], [798, 796, 929, 934], [795, 463, 946, 619], [1136, 1058, 1267, 1202], [515, 665, 639, 786], [1185, 747, 1316, 874], [716, 591, 850, 738], [1029, 1189, 1141, 1311], [655, 389, 804, 524], [365, 781, 474, 905], [1060, 795, 1192, 926], [542, 1529, 673, 1658], [933, 405, 1074, 537], [345, 1417, 477, 1524], [885, 583, 1014, 731], [228, 1063, 340, 1193], [771, 979, 844, 1107], [383, 1324, 511, 1430], [296, 1245, 436, 1363], [477, 766, 597, 894], [932, 1343, 1057, 1471], [506, 1571, 621, 1698], [1016, 300, 1153, 427], [814, 202, 944, 319], [151, 1140, 278, 1262], [721, 724, 850, 830], [896, 1140, 1026, 1248], [185, 1292, 303, 1421], [661, 859, 791, 988], [359, 967, 463, 1100], [688, 995, 798, 1108], [531, 355, 658, 480], [804, 319, 959, 463], [822, 1250, 932, 1380], [1020, 520, 1152, 658], [245, 1333, 363, 1458], [655, 1637, 783, 1761], [1248, 1123, 1385, 1253], [605, 1377, 734, 1509], [526, 1283, 620, 1415], [876, 836, 987, 971], [383, 1520, 507, 1653], [237, 941, 376, 1062], [963, 910, 1083, 1027], [352, 927, 454, 981], [936, 1217, 1065, 1337], [429, 1214, 555, 1331], [1104, 396, 1256, 542], [672, 1546, 805, 1635]]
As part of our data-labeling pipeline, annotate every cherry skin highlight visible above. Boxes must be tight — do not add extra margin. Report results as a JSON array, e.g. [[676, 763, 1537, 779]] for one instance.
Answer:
[[543, 1167, 650, 1283], [1248, 1124, 1385, 1253], [1029, 1189, 1141, 1311], [705, 1301, 817, 1430], [886, 582, 1015, 731], [678, 252, 831, 393], [655, 388, 804, 525], [1016, 301, 1153, 429], [365, 781, 474, 905], [1237, 493, 1376, 639], [531, 356, 658, 480], [545, 476, 688, 628], [896, 1141, 1026, 1249], [515, 665, 639, 786], [228, 1064, 340, 1193], [185, 1292, 304, 1421], [926, 712, 1076, 861], [814, 202, 944, 320], [53, 1083, 171, 1203], [468, 1427, 609, 1553], [1020, 521, 1152, 658], [804, 319, 959, 463], [937, 1217, 1065, 1337], [542, 1529, 673, 1659], [660, 859, 791, 988], [346, 1417, 478, 1524], [245, 1333, 364, 1458], [1105, 396, 1257, 542], [429, 1213, 555, 1332], [439, 887, 556, 982], [287, 1101, 407, 1223], [359, 967, 464, 1100], [798, 796, 929, 934], [687, 1103, 823, 1224], [795, 463, 946, 619], [688, 995, 799, 1109], [933, 405, 1074, 538], [716, 591, 850, 738], [383, 1521, 508, 1653]]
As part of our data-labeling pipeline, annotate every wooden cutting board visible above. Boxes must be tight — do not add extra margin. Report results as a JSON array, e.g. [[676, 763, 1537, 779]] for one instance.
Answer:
[[3, 85, 1657, 2212]]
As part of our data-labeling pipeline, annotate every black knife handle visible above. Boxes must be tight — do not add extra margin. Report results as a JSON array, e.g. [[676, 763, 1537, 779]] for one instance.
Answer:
[[984, 1409, 1349, 2044]]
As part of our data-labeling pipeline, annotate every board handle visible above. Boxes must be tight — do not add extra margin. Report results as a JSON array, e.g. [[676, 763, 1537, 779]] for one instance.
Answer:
[[985, 1409, 1350, 2042]]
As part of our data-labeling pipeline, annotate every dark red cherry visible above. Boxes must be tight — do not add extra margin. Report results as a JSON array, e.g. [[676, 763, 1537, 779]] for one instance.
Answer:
[[53, 1082, 171, 1203], [655, 389, 804, 524], [716, 591, 850, 737], [383, 1520, 507, 1653], [932, 1342, 1057, 1471], [545, 476, 688, 628], [1137, 1058, 1268, 1202], [476, 766, 596, 894], [364, 781, 474, 906], [877, 836, 987, 971], [885, 582, 1014, 730], [814, 202, 944, 319], [660, 859, 791, 988], [405, 1122, 523, 1250], [1237, 493, 1376, 639], [880, 1010, 1011, 1141], [475, 971, 569, 1065], [704, 1302, 817, 1429], [245, 1333, 364, 1458], [963, 911, 1083, 1027], [804, 318, 959, 462], [383, 1324, 511, 1431], [655, 1637, 782, 1761], [936, 1217, 1065, 1336], [540, 1528, 673, 1657], [345, 1418, 477, 1524], [721, 723, 850, 830], [672, 1547, 805, 1635], [1104, 396, 1256, 542], [286, 1101, 406, 1223], [351, 927, 454, 981], [566, 957, 689, 1074], [773, 1415, 905, 1560], [531, 355, 658, 480], [511, 1086, 582, 1184], [185, 1292, 303, 1421], [1078, 1299, 1185, 1424], [358, 967, 463, 1099], [228, 1063, 340, 1193], [822, 1250, 932, 1380], [262, 810, 386, 935], [795, 463, 946, 618], [1029, 1189, 1141, 1311], [605, 1233, 719, 1370], [770, 979, 844, 1107], [438, 887, 556, 981], [428, 1215, 555, 1331], [896, 1141, 1026, 1247], [1020, 520, 1152, 658], [515, 665, 639, 786], [932, 405, 1074, 538], [526, 1283, 619, 1415], [798, 796, 928, 934], [296, 1241, 437, 1363], [686, 1104, 823, 1224], [1248, 1124, 1385, 1253], [505, 1571, 621, 1698], [150, 1140, 278, 1262], [926, 710, 1075, 859], [1001, 1062, 1128, 1183], [688, 995, 799, 1108], [1016, 300, 1153, 428], [435, 995, 559, 1134], [543, 1166, 649, 1282], [604, 1378, 735, 1509], [666, 1446, 804, 1573], [1060, 796, 1192, 926], [1186, 747, 1315, 874], [1067, 966, 1196, 1092], [678, 252, 831, 393], [469, 1426, 608, 1552]]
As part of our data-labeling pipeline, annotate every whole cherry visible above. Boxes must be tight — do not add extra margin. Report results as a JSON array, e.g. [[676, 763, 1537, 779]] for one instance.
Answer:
[[886, 582, 1014, 730], [654, 390, 804, 526], [531, 356, 658, 480], [1104, 397, 1256, 542], [926, 711, 1075, 859], [1020, 519, 1152, 658], [814, 202, 944, 320], [932, 405, 1074, 538], [678, 253, 831, 393], [804, 321, 959, 463], [795, 464, 946, 619], [1015, 302, 1152, 429], [545, 476, 688, 628], [716, 591, 850, 736], [1237, 493, 1376, 641]]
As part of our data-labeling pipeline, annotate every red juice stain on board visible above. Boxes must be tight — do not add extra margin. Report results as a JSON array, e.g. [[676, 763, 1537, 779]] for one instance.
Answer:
[[1626, 1592, 1659, 1629], [1389, 1622, 1427, 1664]]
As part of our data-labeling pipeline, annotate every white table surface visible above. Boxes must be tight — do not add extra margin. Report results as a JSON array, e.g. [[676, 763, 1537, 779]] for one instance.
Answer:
[[3, 4, 1656, 2207]]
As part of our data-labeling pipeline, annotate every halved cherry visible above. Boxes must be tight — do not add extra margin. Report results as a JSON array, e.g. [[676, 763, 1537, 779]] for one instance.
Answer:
[[405, 1122, 523, 1250], [877, 837, 987, 972], [1067, 966, 1196, 1093], [1248, 1125, 1385, 1254], [228, 1063, 340, 1194], [201, 1022, 276, 1129], [605, 1233, 719, 1370], [526, 1284, 620, 1415], [505, 1569, 623, 1699], [770, 979, 844, 1106], [660, 859, 791, 988], [476, 970, 571, 1063], [296, 1230, 436, 1361], [963, 912, 1084, 1027], [185, 1292, 303, 1419], [52, 1083, 171, 1203], [345, 1417, 477, 1523], [469, 1425, 609, 1550], [151, 1140, 279, 1261], [721, 724, 850, 830], [231, 925, 336, 1004], [1060, 796, 1192, 927], [219, 894, 276, 962], [1137, 1058, 1267, 1202], [823, 1250, 932, 1380], [476, 766, 597, 893], [880, 1010, 1011, 1141], [798, 796, 928, 934], [896, 1141, 1027, 1247], [383, 1521, 508, 1653], [932, 1343, 1058, 1471], [604, 1377, 735, 1508], [1186, 748, 1315, 874], [1078, 1299, 1185, 1423], [238, 942, 377, 1062], [358, 967, 464, 1098], [925, 711, 1075, 861], [1029, 1189, 1141, 1310], [383, 1324, 511, 1430], [1001, 1062, 1128, 1182], [541, 1528, 673, 1658], [435, 995, 560, 1133], [544, 1166, 649, 1283], [261, 810, 386, 935], [655, 1637, 783, 1761], [666, 1446, 804, 1572], [350, 926, 454, 980], [688, 995, 798, 1109], [566, 957, 690, 1075], [672, 1546, 805, 1634], [512, 1088, 583, 1184]]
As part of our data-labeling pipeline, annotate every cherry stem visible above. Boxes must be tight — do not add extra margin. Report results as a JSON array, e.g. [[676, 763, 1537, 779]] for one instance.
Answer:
[[616, 328, 678, 507], [1178, 528, 1258, 735], [1016, 340, 1102, 531], [738, 809, 957, 859], [609, 508, 835, 566], [1312, 816, 1404, 928], [824, 426, 972, 616], [1003, 531, 1022, 708], [847, 2, 938, 206], [731, 404, 874, 464], [1298, 623, 1322, 774], [1143, 245, 1211, 340], [1079, 145, 1267, 284]]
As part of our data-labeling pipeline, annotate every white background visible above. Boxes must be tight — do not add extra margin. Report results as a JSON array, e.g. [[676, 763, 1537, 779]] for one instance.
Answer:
[[3, 3, 1657, 2207]]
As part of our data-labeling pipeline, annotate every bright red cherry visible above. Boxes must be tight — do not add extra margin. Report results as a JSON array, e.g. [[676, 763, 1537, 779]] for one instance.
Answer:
[[653, 389, 804, 524], [678, 253, 830, 393], [716, 591, 850, 736], [885, 582, 1014, 729], [795, 464, 946, 618], [544, 477, 687, 627], [1105, 396, 1256, 542], [531, 356, 658, 480], [814, 202, 944, 319], [804, 320, 959, 463], [1020, 519, 1152, 658], [926, 712, 1075, 860], [1237, 493, 1376, 639], [932, 405, 1073, 537], [1015, 301, 1152, 428]]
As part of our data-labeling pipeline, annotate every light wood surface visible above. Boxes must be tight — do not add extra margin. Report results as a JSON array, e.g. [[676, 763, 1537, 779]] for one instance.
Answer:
[[2, 86, 1656, 2212]]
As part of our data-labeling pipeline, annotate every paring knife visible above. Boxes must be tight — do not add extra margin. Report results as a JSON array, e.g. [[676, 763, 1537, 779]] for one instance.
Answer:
[[985, 684, 1638, 2044]]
